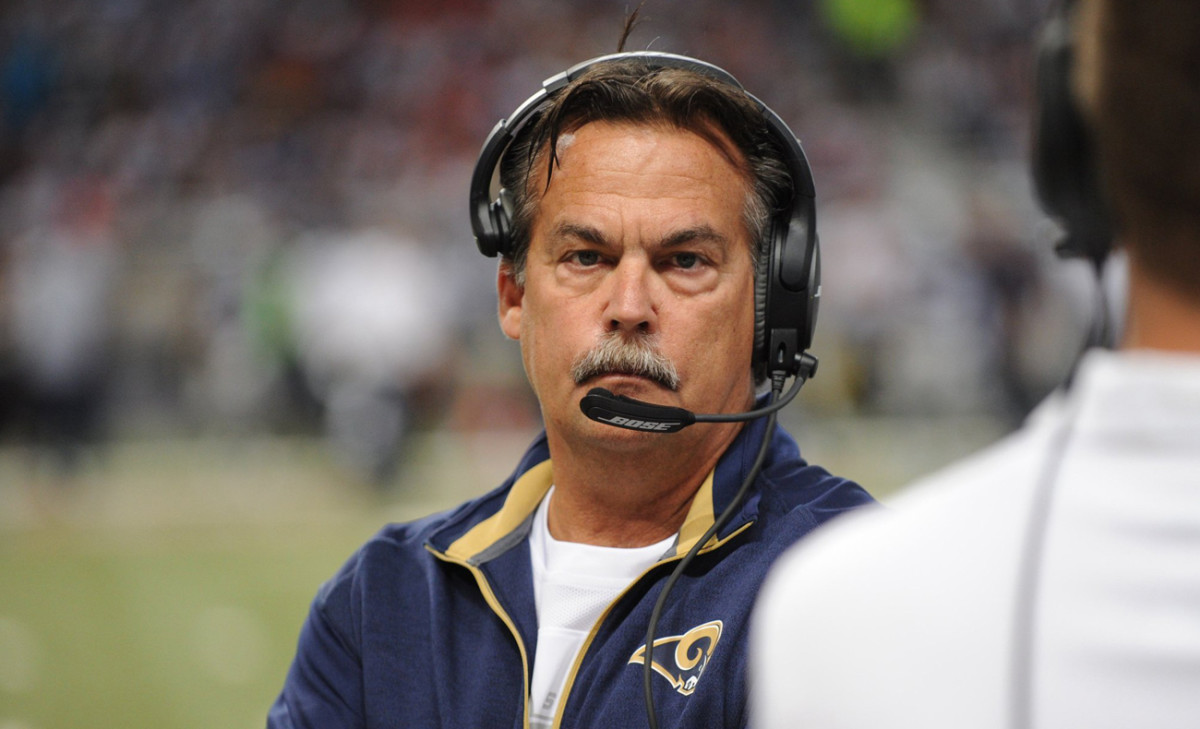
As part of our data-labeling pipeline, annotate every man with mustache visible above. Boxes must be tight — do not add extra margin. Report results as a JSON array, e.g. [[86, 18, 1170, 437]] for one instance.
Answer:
[[269, 51, 872, 729]]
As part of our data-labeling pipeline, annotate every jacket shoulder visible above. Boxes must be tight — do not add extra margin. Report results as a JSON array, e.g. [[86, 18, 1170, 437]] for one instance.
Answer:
[[753, 425, 874, 531]]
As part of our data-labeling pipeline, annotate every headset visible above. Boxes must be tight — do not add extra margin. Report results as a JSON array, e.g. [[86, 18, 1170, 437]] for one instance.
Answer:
[[1030, 0, 1113, 272], [469, 52, 822, 729], [1033, 0, 1118, 357], [469, 51, 821, 387]]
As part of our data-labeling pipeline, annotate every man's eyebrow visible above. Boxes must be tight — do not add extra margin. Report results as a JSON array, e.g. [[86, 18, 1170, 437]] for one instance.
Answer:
[[550, 222, 731, 249], [551, 222, 609, 246], [659, 225, 729, 249]]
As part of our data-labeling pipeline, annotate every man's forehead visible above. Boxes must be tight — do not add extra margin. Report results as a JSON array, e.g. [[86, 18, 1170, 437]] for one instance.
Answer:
[[529, 121, 753, 209], [521, 121, 755, 252], [548, 119, 749, 175]]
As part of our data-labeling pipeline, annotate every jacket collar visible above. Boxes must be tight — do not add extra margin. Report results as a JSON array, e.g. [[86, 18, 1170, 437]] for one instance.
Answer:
[[429, 415, 779, 564]]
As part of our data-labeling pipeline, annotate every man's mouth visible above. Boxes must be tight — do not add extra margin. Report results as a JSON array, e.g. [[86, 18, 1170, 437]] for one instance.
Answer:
[[571, 333, 680, 392]]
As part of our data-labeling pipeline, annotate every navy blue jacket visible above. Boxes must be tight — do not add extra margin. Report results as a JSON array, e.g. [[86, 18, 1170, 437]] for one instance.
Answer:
[[268, 415, 872, 728]]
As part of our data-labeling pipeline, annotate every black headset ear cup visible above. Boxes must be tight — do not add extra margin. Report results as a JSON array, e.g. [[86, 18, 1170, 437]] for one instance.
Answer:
[[487, 189, 514, 258], [1031, 0, 1113, 267], [759, 207, 819, 376]]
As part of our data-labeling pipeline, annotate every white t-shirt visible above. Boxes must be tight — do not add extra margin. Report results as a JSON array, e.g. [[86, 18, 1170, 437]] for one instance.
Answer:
[[528, 487, 674, 729]]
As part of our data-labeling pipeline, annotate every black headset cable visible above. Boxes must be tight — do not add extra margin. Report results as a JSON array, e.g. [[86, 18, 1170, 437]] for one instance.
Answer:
[[642, 372, 789, 729]]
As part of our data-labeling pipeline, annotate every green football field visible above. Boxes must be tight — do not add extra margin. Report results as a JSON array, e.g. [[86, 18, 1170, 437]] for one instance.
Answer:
[[0, 432, 524, 729], [0, 520, 374, 729]]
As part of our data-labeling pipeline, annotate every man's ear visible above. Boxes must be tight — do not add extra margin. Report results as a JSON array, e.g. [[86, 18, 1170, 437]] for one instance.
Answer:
[[497, 262, 523, 340]]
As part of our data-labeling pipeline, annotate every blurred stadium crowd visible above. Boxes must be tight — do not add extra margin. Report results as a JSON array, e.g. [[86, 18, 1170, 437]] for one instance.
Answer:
[[0, 0, 1095, 486]]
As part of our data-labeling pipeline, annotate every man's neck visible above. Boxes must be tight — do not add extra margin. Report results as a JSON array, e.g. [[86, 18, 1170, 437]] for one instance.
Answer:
[[543, 421, 744, 548], [1121, 255, 1200, 353]]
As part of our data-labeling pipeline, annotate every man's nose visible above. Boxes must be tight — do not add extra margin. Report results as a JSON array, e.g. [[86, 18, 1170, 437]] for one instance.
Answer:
[[603, 258, 659, 335]]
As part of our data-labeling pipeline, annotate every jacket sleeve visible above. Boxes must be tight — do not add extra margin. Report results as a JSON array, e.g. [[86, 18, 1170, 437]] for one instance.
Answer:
[[268, 568, 364, 729]]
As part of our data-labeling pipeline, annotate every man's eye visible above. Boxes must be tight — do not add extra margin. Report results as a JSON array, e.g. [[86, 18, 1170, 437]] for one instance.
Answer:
[[572, 250, 601, 266], [673, 252, 700, 269]]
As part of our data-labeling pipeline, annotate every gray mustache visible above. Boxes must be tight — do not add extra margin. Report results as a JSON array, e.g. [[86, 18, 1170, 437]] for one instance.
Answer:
[[571, 333, 680, 391]]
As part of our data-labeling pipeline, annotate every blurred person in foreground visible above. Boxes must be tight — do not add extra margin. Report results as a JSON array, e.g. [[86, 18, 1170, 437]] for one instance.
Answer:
[[751, 1, 1200, 727], [267, 37, 874, 729]]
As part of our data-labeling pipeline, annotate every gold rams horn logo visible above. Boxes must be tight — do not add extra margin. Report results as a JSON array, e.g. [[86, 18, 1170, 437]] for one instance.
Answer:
[[628, 620, 723, 696]]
